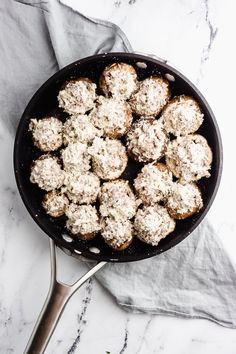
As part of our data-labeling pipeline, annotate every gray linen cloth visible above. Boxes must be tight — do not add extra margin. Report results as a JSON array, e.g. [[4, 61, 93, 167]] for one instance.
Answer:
[[1, 0, 236, 328]]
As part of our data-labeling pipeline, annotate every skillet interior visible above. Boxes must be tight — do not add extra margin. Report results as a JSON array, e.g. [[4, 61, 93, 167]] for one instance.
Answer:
[[14, 53, 222, 262]]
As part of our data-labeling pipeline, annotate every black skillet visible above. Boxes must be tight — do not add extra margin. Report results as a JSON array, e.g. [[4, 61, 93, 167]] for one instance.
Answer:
[[14, 53, 223, 353]]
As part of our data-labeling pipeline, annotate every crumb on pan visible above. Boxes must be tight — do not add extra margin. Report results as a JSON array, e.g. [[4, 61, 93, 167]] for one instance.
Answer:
[[136, 62, 147, 69], [165, 73, 175, 82]]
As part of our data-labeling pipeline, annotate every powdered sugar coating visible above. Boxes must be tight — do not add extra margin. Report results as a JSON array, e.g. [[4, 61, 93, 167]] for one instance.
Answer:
[[101, 217, 133, 249], [134, 163, 173, 205], [63, 114, 101, 145], [42, 191, 69, 217], [89, 96, 132, 138], [30, 155, 64, 191], [63, 171, 100, 204], [99, 62, 138, 100], [99, 180, 137, 219], [134, 205, 176, 246], [29, 117, 62, 152], [126, 118, 168, 162], [166, 134, 212, 182], [65, 204, 101, 236], [88, 137, 128, 180], [167, 182, 203, 219], [161, 96, 204, 136], [61, 141, 90, 174], [129, 76, 170, 116], [58, 78, 96, 115]]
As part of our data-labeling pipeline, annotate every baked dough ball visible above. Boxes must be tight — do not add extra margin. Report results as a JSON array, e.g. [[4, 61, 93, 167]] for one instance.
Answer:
[[63, 114, 101, 145], [134, 205, 176, 246], [63, 172, 100, 204], [166, 134, 213, 182], [161, 95, 204, 136], [58, 78, 96, 115], [65, 204, 101, 240], [29, 117, 62, 152], [101, 216, 133, 251], [99, 179, 137, 219], [126, 118, 168, 162], [61, 141, 90, 174], [134, 163, 173, 205], [89, 96, 133, 138], [99, 62, 138, 100], [88, 137, 128, 180], [42, 191, 69, 217], [129, 76, 170, 116], [30, 155, 64, 191], [167, 182, 203, 219]]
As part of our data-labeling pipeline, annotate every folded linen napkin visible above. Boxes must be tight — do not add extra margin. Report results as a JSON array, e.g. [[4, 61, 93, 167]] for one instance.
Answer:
[[1, 0, 236, 328]]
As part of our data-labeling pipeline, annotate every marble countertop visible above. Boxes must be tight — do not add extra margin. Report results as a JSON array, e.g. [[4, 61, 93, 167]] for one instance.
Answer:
[[1, 0, 236, 353]]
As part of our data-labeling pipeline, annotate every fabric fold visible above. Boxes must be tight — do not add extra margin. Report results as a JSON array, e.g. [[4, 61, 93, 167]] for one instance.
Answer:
[[96, 222, 236, 328]]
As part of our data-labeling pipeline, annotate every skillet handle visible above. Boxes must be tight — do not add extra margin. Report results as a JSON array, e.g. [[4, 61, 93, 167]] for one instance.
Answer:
[[24, 239, 106, 354]]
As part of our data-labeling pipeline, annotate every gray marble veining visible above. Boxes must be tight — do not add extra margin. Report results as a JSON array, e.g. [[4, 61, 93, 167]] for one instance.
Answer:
[[67, 279, 94, 354], [198, 0, 218, 82]]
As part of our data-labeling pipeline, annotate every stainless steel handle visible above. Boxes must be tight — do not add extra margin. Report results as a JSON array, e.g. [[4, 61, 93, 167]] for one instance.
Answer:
[[24, 239, 106, 354]]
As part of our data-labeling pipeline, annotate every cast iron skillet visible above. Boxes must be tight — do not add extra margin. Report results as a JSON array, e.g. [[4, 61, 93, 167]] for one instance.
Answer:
[[14, 52, 223, 263]]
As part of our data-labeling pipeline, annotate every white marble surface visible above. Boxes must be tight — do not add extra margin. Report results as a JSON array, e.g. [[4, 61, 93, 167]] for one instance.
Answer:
[[1, 0, 236, 353]]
